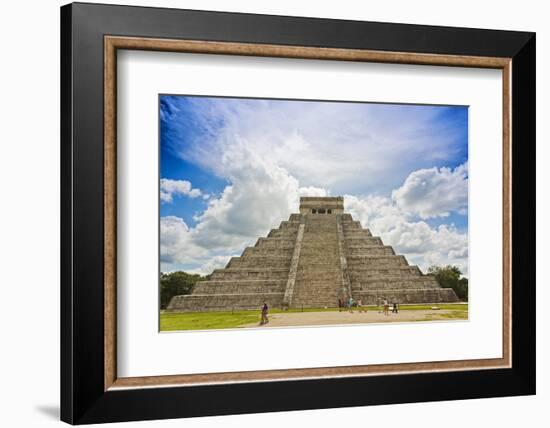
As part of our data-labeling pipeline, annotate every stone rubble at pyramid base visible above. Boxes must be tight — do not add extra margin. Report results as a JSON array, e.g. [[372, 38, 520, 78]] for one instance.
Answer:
[[167, 197, 460, 312]]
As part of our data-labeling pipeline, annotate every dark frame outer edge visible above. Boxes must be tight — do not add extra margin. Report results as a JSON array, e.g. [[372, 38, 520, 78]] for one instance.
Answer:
[[60, 2, 536, 424], [510, 34, 536, 390], [60, 4, 74, 425]]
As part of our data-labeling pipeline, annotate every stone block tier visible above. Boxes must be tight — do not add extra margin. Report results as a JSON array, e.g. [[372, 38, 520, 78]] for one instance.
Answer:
[[167, 197, 459, 312]]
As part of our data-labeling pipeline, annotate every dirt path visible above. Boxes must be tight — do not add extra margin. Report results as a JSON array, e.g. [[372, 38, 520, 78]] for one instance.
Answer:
[[242, 309, 465, 328]]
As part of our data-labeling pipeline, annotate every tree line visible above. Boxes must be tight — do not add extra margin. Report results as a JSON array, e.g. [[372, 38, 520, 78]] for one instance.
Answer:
[[160, 271, 206, 309], [427, 265, 468, 301]]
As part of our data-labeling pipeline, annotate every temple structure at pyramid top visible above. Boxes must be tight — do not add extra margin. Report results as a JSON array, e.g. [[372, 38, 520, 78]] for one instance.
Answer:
[[167, 197, 458, 312], [299, 196, 345, 214]]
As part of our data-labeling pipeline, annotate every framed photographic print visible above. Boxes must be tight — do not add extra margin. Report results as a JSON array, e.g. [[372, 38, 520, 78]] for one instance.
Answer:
[[60, 2, 536, 424]]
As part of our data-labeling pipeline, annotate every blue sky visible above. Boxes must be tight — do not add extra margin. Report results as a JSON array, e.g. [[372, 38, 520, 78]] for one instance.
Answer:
[[160, 95, 469, 276]]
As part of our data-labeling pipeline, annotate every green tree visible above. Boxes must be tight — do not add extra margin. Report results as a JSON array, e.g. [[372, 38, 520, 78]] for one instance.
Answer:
[[427, 265, 469, 301], [160, 271, 204, 309]]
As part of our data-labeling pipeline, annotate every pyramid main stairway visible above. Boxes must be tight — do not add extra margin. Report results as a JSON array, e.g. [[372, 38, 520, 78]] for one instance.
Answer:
[[167, 197, 458, 312]]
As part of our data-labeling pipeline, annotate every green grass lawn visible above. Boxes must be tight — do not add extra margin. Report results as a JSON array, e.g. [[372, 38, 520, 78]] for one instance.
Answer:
[[160, 310, 261, 331], [420, 311, 469, 321], [160, 303, 468, 331]]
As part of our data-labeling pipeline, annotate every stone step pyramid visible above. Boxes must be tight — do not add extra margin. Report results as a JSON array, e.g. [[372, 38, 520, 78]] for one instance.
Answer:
[[167, 197, 459, 312]]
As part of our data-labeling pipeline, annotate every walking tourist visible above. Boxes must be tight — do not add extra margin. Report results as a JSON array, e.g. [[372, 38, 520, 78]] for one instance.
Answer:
[[383, 299, 390, 316], [357, 298, 366, 313], [392, 301, 399, 314], [338, 298, 343, 312], [260, 302, 269, 325], [348, 296, 354, 313]]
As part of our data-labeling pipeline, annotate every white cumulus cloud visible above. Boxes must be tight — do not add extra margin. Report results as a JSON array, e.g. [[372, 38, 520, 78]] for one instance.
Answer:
[[160, 216, 208, 266], [392, 162, 468, 219], [298, 186, 329, 197], [160, 178, 203, 203]]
